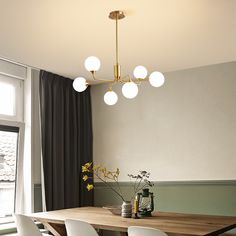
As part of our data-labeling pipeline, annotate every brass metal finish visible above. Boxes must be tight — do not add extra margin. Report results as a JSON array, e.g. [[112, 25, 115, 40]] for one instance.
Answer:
[[91, 71, 114, 82], [115, 15, 119, 64], [109, 11, 125, 20], [114, 64, 121, 80], [85, 11, 149, 90]]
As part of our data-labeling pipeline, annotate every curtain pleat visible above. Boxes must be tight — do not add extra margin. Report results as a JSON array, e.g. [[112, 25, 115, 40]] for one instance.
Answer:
[[39, 70, 93, 211]]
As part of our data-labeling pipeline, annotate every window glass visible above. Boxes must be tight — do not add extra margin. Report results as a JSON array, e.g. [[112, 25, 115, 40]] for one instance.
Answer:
[[0, 82, 15, 116], [0, 127, 18, 223], [0, 74, 23, 122]]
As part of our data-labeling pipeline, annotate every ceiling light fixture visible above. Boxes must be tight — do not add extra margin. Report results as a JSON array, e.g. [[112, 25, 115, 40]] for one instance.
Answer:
[[73, 10, 165, 105]]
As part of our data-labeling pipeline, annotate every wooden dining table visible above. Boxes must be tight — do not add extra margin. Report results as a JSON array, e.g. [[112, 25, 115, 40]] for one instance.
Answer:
[[29, 207, 236, 236]]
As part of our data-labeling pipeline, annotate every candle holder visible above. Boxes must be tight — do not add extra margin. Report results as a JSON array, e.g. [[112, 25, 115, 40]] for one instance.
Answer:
[[133, 194, 140, 219]]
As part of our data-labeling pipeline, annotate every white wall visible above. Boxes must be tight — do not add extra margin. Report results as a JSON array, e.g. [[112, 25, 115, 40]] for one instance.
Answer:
[[91, 62, 236, 181]]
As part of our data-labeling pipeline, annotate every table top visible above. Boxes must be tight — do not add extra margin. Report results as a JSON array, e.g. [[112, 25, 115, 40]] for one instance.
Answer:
[[29, 207, 236, 236]]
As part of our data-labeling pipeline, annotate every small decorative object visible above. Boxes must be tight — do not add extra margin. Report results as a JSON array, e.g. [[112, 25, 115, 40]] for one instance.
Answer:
[[82, 163, 154, 218], [138, 188, 154, 217], [133, 195, 140, 219], [121, 201, 132, 218]]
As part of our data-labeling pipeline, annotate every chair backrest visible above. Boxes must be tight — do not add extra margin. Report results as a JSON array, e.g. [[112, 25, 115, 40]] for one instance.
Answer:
[[14, 214, 42, 236], [128, 226, 168, 236], [65, 219, 98, 236]]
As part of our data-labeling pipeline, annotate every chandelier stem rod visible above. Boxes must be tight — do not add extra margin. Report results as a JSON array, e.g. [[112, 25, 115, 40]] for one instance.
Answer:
[[116, 14, 119, 65]]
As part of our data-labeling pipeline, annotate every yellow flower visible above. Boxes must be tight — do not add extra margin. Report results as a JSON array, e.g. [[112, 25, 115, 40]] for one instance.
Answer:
[[83, 175, 88, 181], [86, 184, 94, 191], [82, 162, 93, 172], [85, 162, 92, 168], [82, 166, 89, 172], [93, 165, 100, 171]]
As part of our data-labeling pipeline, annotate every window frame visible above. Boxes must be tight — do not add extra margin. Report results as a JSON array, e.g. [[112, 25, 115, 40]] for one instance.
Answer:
[[0, 119, 25, 224]]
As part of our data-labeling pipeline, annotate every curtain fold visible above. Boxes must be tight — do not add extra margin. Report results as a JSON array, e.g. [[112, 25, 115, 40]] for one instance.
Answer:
[[39, 70, 93, 211]]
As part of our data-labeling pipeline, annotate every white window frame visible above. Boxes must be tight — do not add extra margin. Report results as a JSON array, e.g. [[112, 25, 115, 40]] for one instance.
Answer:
[[0, 119, 25, 224], [0, 58, 34, 217], [0, 74, 24, 122], [0, 59, 27, 227]]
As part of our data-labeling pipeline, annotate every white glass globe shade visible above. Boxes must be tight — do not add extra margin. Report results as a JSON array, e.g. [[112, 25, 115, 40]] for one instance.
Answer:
[[84, 56, 101, 72], [104, 91, 118, 105], [122, 82, 139, 99], [149, 71, 165, 87], [73, 77, 88, 92], [133, 65, 148, 79]]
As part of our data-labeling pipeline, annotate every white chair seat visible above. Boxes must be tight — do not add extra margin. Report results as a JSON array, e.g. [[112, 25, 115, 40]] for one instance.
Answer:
[[65, 219, 98, 236], [128, 226, 168, 236]]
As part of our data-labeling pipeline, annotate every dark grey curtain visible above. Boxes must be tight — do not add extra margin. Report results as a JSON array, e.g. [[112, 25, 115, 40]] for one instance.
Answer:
[[39, 70, 93, 211]]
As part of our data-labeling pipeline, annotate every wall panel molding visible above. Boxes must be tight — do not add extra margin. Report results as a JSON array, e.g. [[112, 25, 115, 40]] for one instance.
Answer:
[[94, 180, 236, 188]]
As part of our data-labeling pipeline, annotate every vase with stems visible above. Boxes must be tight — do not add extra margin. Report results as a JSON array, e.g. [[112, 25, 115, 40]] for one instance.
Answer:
[[82, 163, 154, 218]]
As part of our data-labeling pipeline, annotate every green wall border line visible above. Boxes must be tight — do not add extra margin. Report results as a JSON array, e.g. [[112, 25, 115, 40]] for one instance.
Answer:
[[94, 180, 236, 188], [34, 180, 236, 190]]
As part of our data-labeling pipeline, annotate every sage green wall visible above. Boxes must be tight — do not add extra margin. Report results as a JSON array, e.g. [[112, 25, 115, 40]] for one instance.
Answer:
[[94, 181, 236, 235], [95, 181, 236, 215]]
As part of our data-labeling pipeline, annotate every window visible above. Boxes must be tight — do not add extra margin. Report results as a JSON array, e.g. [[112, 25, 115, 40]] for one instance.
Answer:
[[0, 82, 15, 116], [0, 70, 24, 224], [0, 74, 23, 122], [0, 125, 19, 223]]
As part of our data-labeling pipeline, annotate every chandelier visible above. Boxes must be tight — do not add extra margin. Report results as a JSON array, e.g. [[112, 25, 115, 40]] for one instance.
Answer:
[[73, 10, 165, 105]]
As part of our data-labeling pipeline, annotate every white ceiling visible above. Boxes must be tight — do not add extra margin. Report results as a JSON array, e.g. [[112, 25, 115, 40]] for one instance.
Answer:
[[0, 0, 235, 80]]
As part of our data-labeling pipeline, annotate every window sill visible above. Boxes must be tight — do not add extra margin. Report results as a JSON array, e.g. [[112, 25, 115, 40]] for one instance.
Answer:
[[0, 216, 14, 225], [0, 222, 17, 235]]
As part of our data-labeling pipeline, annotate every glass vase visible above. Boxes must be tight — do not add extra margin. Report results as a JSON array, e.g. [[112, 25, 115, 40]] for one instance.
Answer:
[[121, 201, 132, 218]]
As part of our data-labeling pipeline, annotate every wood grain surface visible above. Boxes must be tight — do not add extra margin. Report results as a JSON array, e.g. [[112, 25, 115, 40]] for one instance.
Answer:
[[29, 207, 236, 236]]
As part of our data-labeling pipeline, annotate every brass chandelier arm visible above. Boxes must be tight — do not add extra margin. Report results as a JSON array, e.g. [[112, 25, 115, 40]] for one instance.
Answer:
[[90, 71, 116, 83], [89, 71, 149, 86], [118, 74, 131, 83], [132, 79, 142, 86], [133, 78, 149, 85], [118, 75, 149, 85]]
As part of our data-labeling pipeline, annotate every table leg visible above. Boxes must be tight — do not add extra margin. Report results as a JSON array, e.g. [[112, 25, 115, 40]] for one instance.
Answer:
[[120, 232, 128, 236], [42, 222, 67, 236]]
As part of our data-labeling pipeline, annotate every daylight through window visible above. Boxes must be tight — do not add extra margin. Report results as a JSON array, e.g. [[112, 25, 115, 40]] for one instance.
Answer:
[[0, 82, 15, 117], [0, 126, 19, 223]]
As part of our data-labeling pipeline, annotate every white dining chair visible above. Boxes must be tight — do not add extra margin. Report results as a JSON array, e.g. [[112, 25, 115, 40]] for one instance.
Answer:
[[14, 214, 43, 236], [128, 226, 168, 236], [14, 214, 50, 236], [65, 219, 99, 236]]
